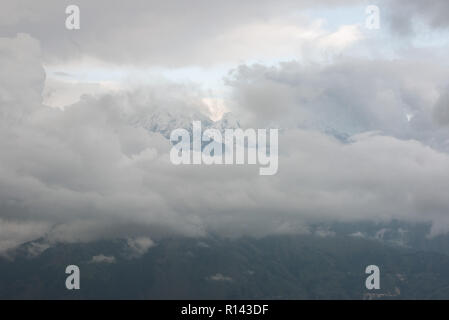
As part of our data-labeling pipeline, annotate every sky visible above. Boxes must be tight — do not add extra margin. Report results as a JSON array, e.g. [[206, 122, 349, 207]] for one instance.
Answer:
[[1, 0, 449, 255]]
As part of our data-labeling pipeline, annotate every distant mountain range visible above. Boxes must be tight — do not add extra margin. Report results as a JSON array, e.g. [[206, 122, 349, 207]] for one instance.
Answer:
[[127, 109, 241, 139]]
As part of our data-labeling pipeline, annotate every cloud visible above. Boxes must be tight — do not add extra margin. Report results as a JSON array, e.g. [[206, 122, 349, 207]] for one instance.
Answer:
[[314, 227, 336, 238], [0, 0, 362, 67], [0, 33, 45, 121], [433, 91, 449, 126], [126, 237, 155, 258], [4, 0, 447, 69], [2, 30, 449, 256], [90, 254, 116, 264], [207, 273, 233, 282], [197, 241, 210, 248], [382, 0, 449, 35], [0, 219, 50, 255], [225, 59, 449, 150], [349, 231, 365, 238]]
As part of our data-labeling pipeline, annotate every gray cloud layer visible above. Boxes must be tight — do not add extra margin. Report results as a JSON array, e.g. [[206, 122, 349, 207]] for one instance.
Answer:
[[2, 1, 449, 255], [225, 59, 449, 149], [383, 0, 449, 35], [2, 33, 449, 255], [2, 0, 448, 67], [0, 0, 326, 64]]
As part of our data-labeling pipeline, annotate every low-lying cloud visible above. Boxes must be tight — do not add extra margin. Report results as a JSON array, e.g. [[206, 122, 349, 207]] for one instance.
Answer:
[[2, 31, 449, 256]]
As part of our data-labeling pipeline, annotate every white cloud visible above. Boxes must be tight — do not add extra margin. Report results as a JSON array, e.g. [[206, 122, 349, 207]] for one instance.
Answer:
[[0, 219, 50, 255], [207, 273, 233, 282], [314, 227, 336, 238], [349, 231, 365, 238], [126, 237, 155, 258], [90, 254, 116, 264]]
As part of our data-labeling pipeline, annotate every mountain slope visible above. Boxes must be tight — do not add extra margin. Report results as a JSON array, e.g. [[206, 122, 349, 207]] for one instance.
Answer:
[[2, 235, 449, 299]]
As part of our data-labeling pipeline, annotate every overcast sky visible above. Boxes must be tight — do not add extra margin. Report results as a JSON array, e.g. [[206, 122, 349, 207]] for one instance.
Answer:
[[1, 0, 449, 255]]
